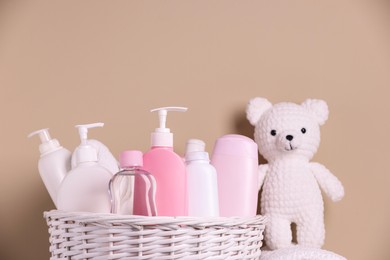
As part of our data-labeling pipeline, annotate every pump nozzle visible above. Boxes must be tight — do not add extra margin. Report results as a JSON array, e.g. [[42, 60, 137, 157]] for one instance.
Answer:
[[75, 123, 104, 144], [28, 128, 61, 155], [74, 122, 104, 164], [151, 107, 187, 133], [150, 107, 188, 147]]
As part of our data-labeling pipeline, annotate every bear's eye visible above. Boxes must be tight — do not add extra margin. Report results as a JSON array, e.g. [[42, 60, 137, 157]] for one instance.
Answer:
[[270, 130, 277, 136], [301, 128, 306, 134]]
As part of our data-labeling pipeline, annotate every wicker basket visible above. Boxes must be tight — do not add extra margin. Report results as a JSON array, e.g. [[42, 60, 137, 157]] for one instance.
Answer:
[[44, 210, 266, 259]]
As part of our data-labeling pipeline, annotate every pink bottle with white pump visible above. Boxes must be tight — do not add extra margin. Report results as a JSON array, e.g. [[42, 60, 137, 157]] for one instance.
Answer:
[[143, 107, 188, 216]]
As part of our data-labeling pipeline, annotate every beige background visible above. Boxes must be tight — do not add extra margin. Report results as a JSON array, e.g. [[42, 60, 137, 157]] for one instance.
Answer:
[[1, 0, 389, 259]]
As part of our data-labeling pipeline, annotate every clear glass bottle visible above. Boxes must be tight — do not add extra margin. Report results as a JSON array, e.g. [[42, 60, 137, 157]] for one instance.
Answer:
[[109, 150, 157, 216]]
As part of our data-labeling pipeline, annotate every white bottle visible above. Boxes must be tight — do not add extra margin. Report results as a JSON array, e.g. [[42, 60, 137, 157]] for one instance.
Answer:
[[71, 139, 119, 175], [185, 139, 219, 217], [185, 139, 206, 154], [28, 128, 71, 208], [56, 123, 112, 213]]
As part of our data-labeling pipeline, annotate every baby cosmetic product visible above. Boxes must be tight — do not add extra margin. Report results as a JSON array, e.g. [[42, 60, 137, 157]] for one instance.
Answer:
[[71, 139, 119, 175], [211, 134, 258, 217], [28, 129, 71, 208], [143, 106, 188, 216], [56, 123, 112, 213], [109, 150, 157, 216], [185, 139, 219, 217], [185, 138, 206, 154]]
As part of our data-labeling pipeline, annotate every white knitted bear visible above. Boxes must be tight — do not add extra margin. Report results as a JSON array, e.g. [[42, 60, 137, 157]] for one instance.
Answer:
[[246, 97, 344, 250]]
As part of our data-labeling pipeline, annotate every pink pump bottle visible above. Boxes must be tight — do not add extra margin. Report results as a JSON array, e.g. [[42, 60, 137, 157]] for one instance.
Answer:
[[142, 107, 188, 216]]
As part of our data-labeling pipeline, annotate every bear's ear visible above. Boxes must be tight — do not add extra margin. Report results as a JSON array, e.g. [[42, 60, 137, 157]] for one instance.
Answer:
[[246, 97, 273, 126], [301, 99, 329, 125]]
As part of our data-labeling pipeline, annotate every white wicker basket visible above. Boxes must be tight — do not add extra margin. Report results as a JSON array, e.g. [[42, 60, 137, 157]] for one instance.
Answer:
[[44, 210, 266, 259]]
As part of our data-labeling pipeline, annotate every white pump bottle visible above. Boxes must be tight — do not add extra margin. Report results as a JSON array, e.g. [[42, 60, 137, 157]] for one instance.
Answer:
[[70, 126, 119, 175], [28, 129, 71, 208], [56, 123, 112, 213]]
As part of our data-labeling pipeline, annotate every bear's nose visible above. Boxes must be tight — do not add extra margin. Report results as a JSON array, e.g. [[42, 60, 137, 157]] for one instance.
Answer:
[[286, 135, 294, 141]]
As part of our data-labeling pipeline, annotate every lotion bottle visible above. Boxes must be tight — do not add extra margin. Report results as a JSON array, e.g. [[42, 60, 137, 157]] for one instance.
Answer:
[[143, 106, 188, 216], [185, 139, 219, 217], [28, 129, 71, 208], [56, 123, 112, 213], [211, 134, 258, 217], [71, 139, 119, 175]]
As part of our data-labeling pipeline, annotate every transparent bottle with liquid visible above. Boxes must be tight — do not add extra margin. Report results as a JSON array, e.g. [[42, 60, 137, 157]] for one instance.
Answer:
[[109, 150, 157, 216]]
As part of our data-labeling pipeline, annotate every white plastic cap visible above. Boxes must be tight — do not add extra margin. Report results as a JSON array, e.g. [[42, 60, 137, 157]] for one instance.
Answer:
[[150, 107, 187, 147], [185, 151, 210, 162], [186, 139, 205, 154], [28, 128, 62, 155], [74, 123, 104, 164], [120, 150, 143, 168]]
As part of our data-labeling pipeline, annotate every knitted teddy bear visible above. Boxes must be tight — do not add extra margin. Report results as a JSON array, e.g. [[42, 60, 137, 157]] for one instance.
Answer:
[[246, 97, 344, 250]]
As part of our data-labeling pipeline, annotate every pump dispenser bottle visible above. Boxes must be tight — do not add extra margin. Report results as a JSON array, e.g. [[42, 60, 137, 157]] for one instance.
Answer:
[[143, 107, 188, 216], [71, 139, 119, 175], [28, 129, 71, 207], [56, 123, 112, 213], [185, 139, 219, 217]]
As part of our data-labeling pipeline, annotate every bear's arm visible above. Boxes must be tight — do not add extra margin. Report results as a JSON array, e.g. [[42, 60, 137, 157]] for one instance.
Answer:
[[258, 164, 268, 191], [310, 162, 345, 202]]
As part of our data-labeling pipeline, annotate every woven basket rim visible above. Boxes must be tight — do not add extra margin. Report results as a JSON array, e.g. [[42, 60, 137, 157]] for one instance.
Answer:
[[44, 209, 266, 219], [44, 210, 267, 227], [44, 210, 266, 259]]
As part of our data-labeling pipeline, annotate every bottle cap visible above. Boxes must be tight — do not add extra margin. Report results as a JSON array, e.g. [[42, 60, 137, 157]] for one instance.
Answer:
[[211, 134, 258, 159], [120, 150, 143, 168], [185, 139, 205, 154], [185, 151, 210, 162], [28, 128, 61, 155]]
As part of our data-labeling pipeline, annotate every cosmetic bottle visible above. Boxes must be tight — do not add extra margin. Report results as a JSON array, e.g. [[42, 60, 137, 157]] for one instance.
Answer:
[[56, 123, 112, 213], [211, 134, 258, 217], [185, 139, 219, 217], [143, 106, 188, 216], [71, 139, 119, 174], [185, 138, 206, 154], [28, 129, 71, 208], [109, 150, 157, 216]]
